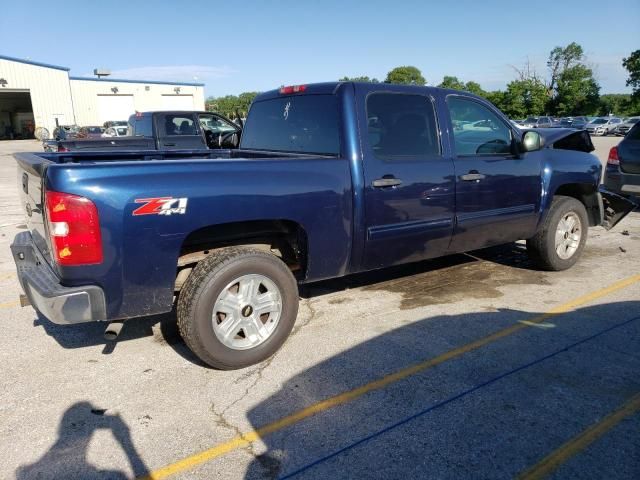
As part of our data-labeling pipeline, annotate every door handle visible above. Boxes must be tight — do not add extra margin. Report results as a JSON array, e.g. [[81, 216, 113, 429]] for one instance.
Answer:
[[163, 143, 177, 147], [372, 177, 402, 188], [460, 172, 486, 181]]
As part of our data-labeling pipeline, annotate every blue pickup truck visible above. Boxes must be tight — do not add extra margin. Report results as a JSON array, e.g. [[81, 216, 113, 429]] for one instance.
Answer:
[[11, 82, 635, 369]]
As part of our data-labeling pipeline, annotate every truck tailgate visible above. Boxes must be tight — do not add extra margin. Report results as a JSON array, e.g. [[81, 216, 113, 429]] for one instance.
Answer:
[[15, 153, 53, 266]]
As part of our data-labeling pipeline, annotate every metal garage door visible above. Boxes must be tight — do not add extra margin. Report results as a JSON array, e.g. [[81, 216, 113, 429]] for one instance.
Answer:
[[97, 95, 135, 124], [161, 95, 195, 110]]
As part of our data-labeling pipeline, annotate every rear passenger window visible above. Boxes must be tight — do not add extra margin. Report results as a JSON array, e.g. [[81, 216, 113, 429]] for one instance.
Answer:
[[447, 96, 512, 155], [366, 93, 440, 159], [161, 115, 197, 136]]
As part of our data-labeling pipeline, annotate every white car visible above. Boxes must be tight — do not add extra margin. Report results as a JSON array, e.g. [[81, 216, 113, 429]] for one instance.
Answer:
[[585, 117, 622, 136], [102, 126, 129, 137]]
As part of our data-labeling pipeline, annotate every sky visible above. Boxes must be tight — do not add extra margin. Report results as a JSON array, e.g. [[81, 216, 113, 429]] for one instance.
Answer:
[[2, 0, 639, 97]]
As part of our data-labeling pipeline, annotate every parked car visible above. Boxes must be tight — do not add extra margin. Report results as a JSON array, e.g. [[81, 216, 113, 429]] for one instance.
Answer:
[[586, 117, 623, 136], [77, 126, 105, 139], [11, 82, 635, 369], [604, 122, 640, 201], [615, 116, 640, 136], [103, 120, 128, 129], [556, 117, 588, 129], [520, 116, 554, 128], [102, 126, 129, 137], [54, 111, 241, 152]]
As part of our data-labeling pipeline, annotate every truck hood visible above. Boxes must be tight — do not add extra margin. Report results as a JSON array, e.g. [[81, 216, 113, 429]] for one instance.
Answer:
[[538, 128, 595, 153]]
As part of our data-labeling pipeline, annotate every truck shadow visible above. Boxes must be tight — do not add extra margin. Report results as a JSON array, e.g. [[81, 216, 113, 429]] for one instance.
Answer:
[[242, 301, 640, 479], [33, 242, 557, 367], [15, 401, 149, 479]]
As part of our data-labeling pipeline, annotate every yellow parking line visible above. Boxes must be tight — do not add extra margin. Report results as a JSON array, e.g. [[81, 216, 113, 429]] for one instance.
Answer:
[[140, 273, 640, 480], [0, 272, 15, 282], [0, 299, 20, 309], [518, 392, 640, 480]]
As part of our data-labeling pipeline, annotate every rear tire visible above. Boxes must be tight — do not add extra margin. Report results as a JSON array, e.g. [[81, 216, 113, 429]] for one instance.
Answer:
[[177, 247, 299, 369], [526, 196, 588, 271]]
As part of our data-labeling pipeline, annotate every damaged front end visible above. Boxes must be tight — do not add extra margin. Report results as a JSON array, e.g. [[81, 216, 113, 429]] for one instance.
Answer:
[[599, 186, 638, 230], [538, 128, 637, 230]]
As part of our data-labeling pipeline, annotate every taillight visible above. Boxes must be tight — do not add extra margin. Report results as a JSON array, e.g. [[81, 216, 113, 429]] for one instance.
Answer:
[[279, 84, 307, 94], [57, 144, 68, 152], [607, 146, 619, 165], [45, 191, 103, 266]]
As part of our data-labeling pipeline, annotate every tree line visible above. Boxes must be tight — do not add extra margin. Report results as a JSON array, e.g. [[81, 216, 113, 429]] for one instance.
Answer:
[[206, 44, 640, 119]]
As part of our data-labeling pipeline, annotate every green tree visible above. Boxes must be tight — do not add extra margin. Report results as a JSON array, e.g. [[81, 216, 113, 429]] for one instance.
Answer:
[[464, 81, 486, 97], [599, 94, 636, 117], [546, 42, 600, 115], [339, 76, 379, 83], [623, 50, 640, 99], [438, 76, 464, 90], [547, 42, 584, 95], [485, 91, 507, 112], [553, 64, 600, 116], [206, 91, 259, 118], [499, 78, 547, 118], [385, 66, 426, 85]]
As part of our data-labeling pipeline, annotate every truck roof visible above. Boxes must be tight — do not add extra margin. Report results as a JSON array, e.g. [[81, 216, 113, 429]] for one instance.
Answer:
[[254, 81, 481, 102]]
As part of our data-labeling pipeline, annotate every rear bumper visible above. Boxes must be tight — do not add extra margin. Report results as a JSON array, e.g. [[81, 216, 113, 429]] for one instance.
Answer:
[[603, 166, 640, 196], [10, 231, 106, 324]]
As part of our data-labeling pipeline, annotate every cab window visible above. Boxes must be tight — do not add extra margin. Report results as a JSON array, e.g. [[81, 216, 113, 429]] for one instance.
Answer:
[[366, 93, 440, 159], [447, 97, 512, 155]]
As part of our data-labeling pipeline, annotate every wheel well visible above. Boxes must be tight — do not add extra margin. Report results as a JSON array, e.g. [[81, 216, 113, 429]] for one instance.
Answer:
[[553, 183, 601, 226], [174, 220, 308, 291]]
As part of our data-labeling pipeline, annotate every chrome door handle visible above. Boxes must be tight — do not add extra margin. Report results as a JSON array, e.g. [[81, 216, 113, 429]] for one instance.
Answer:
[[372, 177, 402, 188], [460, 173, 486, 181]]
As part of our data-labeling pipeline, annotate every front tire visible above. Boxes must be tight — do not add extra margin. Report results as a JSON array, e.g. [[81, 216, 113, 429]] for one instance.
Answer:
[[526, 196, 588, 271], [177, 247, 299, 369]]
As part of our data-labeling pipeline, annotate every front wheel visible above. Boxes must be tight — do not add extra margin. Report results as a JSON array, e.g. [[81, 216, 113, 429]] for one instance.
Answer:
[[177, 247, 299, 369], [526, 196, 588, 271]]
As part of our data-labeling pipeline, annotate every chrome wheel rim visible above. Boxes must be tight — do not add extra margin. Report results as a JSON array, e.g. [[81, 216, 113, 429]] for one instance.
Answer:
[[212, 274, 282, 350], [555, 212, 582, 260]]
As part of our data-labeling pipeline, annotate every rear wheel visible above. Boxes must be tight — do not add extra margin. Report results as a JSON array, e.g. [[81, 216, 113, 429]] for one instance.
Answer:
[[177, 247, 299, 369], [526, 196, 588, 271]]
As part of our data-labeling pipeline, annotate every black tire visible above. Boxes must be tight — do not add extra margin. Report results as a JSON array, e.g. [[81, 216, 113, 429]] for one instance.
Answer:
[[526, 196, 589, 271], [177, 247, 299, 369]]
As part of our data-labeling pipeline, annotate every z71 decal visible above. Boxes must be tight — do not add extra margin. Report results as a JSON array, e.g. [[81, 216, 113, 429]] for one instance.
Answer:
[[132, 197, 188, 216]]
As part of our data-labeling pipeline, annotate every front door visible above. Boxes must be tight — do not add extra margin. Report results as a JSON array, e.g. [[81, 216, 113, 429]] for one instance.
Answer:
[[445, 95, 541, 253], [361, 90, 456, 270]]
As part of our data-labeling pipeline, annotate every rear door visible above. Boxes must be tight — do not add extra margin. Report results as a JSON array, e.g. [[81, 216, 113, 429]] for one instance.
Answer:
[[360, 87, 455, 269], [445, 95, 541, 252], [155, 112, 205, 150]]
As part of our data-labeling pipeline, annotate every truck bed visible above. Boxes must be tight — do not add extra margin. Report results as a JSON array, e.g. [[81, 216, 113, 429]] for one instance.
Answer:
[[15, 148, 353, 320]]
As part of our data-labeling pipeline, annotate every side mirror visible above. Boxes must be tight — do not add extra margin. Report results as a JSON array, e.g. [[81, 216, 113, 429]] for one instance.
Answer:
[[522, 131, 543, 152]]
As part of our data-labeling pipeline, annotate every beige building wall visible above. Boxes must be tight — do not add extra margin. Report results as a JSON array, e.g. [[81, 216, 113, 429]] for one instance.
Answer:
[[70, 78, 205, 126], [0, 57, 75, 136]]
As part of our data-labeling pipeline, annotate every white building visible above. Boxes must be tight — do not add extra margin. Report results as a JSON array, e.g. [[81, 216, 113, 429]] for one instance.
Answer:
[[0, 54, 205, 139]]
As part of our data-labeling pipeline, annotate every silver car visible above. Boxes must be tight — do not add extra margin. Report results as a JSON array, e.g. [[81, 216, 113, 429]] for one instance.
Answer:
[[585, 117, 623, 136], [615, 117, 640, 136]]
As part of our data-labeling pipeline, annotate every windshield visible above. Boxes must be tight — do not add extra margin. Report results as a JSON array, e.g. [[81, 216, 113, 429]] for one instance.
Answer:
[[199, 115, 237, 133], [524, 117, 538, 123], [116, 127, 128, 135], [87, 127, 102, 134], [627, 117, 640, 124], [591, 119, 607, 124], [241, 94, 340, 155]]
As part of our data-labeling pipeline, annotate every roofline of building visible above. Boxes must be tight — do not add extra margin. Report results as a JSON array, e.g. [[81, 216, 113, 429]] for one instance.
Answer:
[[69, 76, 205, 87], [0, 54, 70, 71]]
